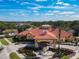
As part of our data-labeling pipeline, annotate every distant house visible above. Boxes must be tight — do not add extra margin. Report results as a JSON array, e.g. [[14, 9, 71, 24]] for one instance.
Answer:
[[18, 25, 73, 43], [3, 29, 18, 36]]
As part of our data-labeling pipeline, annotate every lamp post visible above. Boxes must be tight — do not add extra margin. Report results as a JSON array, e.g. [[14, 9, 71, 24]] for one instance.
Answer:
[[57, 28, 61, 58], [56, 22, 61, 58]]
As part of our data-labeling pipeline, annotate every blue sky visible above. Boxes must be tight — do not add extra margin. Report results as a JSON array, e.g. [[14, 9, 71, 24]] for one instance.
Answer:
[[0, 0, 79, 21]]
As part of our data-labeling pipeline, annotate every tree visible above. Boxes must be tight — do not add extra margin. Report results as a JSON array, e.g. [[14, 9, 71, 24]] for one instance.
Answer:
[[70, 20, 79, 36]]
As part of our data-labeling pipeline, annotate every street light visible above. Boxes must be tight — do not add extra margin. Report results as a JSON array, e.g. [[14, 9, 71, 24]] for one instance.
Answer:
[[56, 22, 61, 58], [57, 28, 61, 58]]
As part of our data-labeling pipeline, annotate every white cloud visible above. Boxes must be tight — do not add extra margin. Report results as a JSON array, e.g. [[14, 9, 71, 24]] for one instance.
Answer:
[[56, 1, 70, 6], [54, 6, 65, 9], [63, 3, 70, 6], [45, 13, 54, 15], [10, 13, 18, 16], [73, 4, 78, 7], [33, 10, 39, 12], [21, 13, 26, 16], [34, 10, 55, 16], [9, 12, 27, 17], [20, 1, 71, 11], [44, 10, 60, 16], [27, 5, 43, 10], [53, 10, 60, 13], [8, 0, 20, 3], [21, 1, 43, 10], [15, 1, 20, 3], [72, 15, 79, 18], [66, 14, 79, 20], [60, 11, 75, 14], [21, 2, 30, 5], [29, 5, 67, 10], [56, 2, 64, 4], [48, 10, 60, 14], [34, 13, 40, 15], [21, 1, 41, 6]]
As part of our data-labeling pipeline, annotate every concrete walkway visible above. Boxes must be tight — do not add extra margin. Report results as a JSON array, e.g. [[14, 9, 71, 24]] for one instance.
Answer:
[[59, 45, 79, 59], [0, 40, 9, 59], [0, 47, 9, 59], [0, 38, 79, 59], [0, 38, 25, 59], [70, 53, 79, 59], [5, 38, 25, 59], [70, 49, 79, 59], [6, 44, 25, 59]]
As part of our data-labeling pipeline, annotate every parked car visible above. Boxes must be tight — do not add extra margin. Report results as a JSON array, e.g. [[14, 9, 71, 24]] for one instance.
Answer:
[[0, 34, 5, 38]]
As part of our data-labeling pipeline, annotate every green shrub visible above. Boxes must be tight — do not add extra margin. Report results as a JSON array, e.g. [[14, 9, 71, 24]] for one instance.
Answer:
[[10, 52, 20, 59], [61, 56, 70, 59]]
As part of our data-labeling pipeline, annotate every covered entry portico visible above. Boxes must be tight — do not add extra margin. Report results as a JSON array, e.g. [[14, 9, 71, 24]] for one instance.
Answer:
[[34, 38, 57, 48]]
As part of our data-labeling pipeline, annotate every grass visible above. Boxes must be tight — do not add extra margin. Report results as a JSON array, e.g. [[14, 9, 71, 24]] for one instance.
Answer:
[[0, 41, 2, 45], [77, 58, 79, 59], [10, 52, 20, 59], [0, 39, 9, 45], [8, 38, 14, 43], [61, 56, 70, 59]]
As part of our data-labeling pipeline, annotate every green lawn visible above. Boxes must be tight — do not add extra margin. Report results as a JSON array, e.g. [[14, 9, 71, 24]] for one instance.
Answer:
[[77, 58, 79, 59], [0, 39, 9, 45], [7, 38, 14, 43], [61, 56, 70, 59], [10, 52, 20, 59]]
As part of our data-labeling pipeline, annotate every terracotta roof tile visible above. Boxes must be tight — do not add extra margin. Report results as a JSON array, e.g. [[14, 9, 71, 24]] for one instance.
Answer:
[[18, 27, 73, 40]]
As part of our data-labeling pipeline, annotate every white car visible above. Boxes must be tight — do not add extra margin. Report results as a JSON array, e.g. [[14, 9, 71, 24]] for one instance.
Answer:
[[0, 34, 5, 37]]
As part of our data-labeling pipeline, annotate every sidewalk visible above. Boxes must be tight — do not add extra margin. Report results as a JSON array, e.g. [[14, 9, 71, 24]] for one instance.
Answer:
[[2, 38, 25, 59], [0, 41, 9, 59], [70, 49, 79, 59], [60, 45, 79, 59]]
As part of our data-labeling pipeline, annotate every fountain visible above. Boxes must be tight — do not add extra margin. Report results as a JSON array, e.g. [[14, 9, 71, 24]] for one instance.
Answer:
[[34, 46, 54, 59]]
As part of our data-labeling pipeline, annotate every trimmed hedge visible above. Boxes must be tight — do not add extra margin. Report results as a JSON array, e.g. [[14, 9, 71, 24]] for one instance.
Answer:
[[10, 52, 20, 59]]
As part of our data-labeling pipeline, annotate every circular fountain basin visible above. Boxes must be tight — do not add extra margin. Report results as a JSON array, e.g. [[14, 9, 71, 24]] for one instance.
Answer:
[[34, 51, 54, 59]]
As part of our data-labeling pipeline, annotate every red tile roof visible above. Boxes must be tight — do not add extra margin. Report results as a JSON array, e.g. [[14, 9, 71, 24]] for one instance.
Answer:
[[18, 27, 73, 40]]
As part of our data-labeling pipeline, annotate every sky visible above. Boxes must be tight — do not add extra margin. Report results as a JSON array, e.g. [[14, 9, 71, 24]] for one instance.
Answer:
[[0, 0, 79, 21]]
